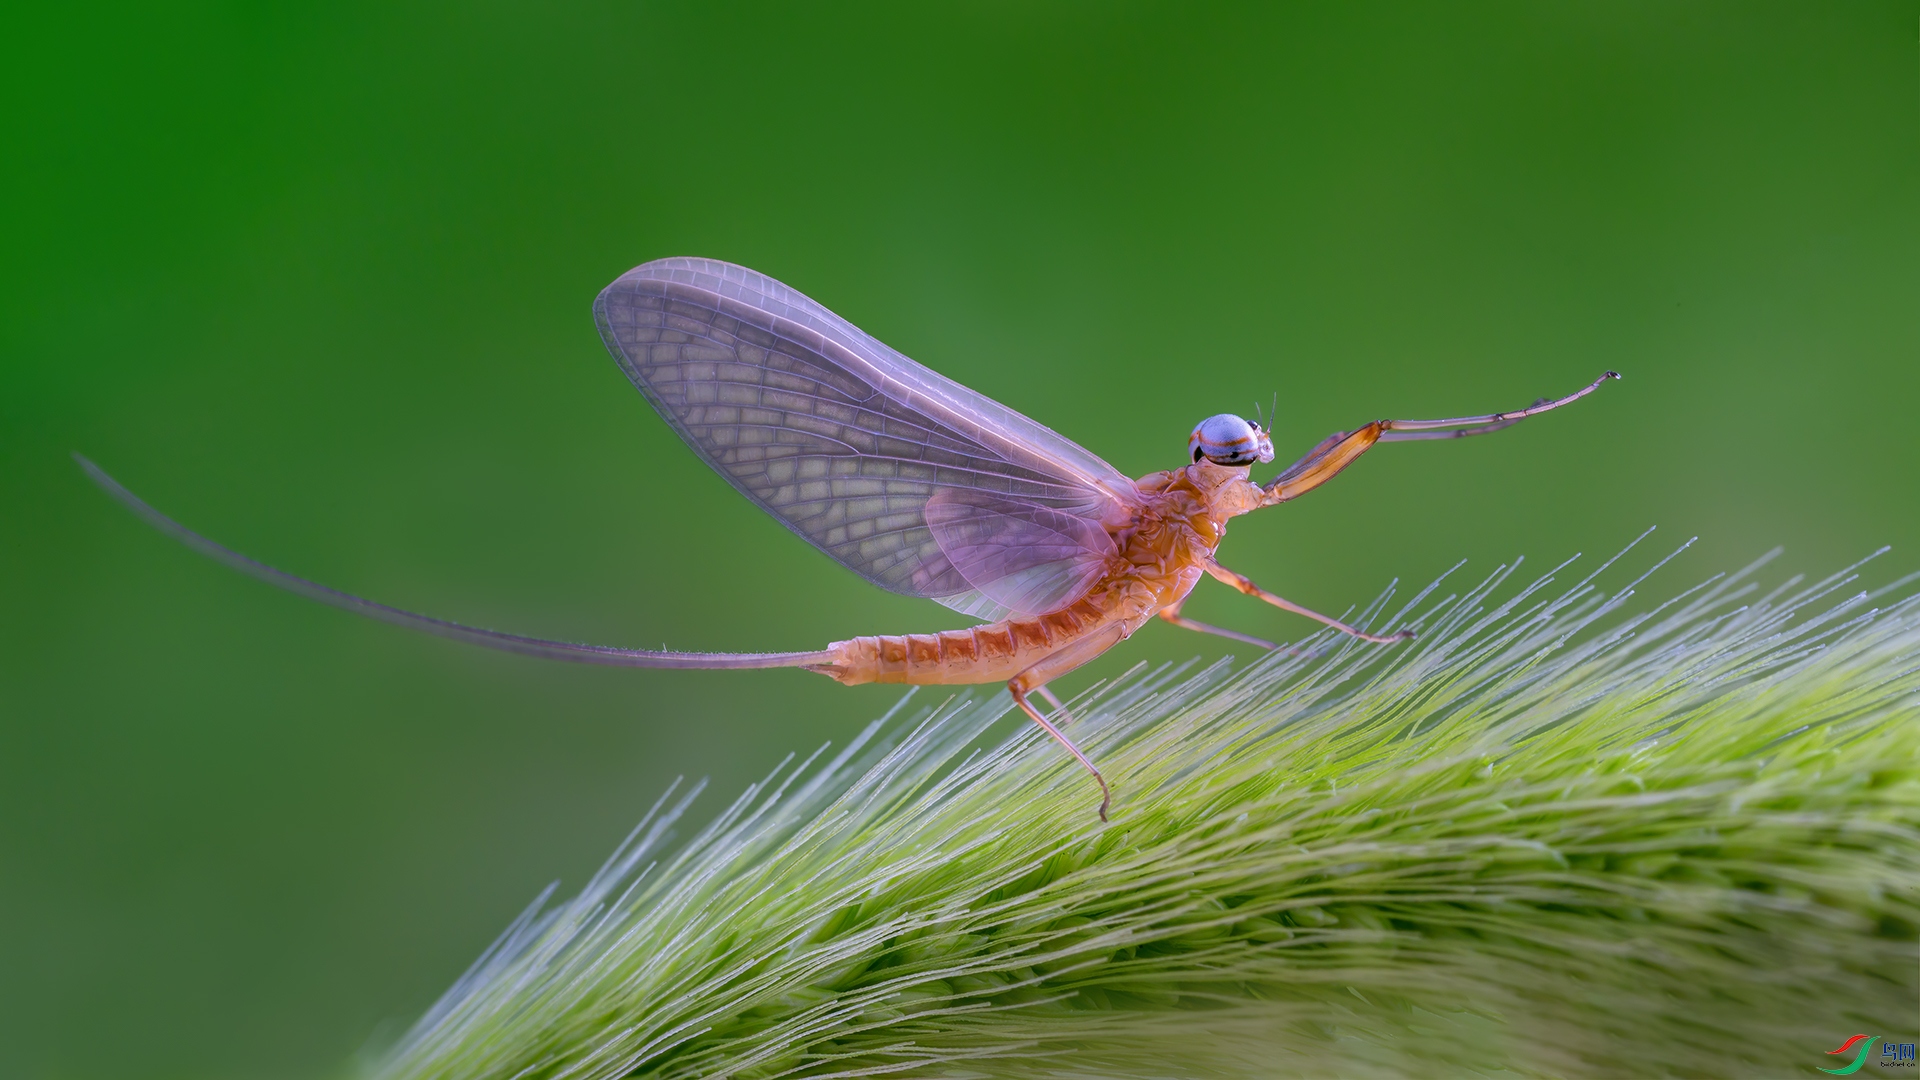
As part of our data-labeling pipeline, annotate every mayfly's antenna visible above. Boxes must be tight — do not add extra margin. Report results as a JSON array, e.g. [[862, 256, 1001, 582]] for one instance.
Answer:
[[72, 454, 835, 671], [1270, 391, 1277, 430]]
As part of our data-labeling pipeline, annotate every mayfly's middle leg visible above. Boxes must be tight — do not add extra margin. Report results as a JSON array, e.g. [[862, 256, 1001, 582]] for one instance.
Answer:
[[1008, 624, 1127, 821], [1204, 560, 1413, 645], [1158, 599, 1278, 650]]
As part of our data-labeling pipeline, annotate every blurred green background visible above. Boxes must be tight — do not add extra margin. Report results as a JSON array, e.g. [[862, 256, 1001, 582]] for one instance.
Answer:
[[2, 2, 1915, 1076]]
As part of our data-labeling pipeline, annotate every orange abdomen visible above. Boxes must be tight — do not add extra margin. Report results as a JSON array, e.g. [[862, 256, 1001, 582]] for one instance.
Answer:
[[820, 587, 1155, 686], [811, 501, 1214, 688], [822, 600, 1087, 686]]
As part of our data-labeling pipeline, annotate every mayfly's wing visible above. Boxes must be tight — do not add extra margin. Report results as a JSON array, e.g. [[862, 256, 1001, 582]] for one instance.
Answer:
[[594, 258, 1140, 620]]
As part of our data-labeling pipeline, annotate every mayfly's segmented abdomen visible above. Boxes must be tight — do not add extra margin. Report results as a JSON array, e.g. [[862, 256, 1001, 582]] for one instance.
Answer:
[[818, 602, 1115, 687]]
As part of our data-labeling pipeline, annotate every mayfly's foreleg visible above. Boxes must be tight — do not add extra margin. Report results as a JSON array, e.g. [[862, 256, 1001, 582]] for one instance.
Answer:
[[1008, 624, 1127, 821], [1204, 560, 1413, 645], [1263, 371, 1618, 504], [1158, 600, 1278, 650]]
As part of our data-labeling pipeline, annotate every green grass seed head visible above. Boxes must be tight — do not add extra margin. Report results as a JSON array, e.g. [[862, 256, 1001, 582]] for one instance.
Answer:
[[371, 545, 1920, 1079]]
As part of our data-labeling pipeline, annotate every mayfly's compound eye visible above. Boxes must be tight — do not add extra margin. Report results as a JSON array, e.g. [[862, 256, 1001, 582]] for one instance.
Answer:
[[1189, 414, 1276, 466]]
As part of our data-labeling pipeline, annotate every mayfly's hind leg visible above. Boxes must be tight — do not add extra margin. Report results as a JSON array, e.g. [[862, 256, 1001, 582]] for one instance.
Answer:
[[1035, 685, 1074, 725], [1009, 688, 1110, 822], [1263, 372, 1618, 504], [1204, 559, 1413, 645], [1008, 624, 1127, 821], [1158, 599, 1278, 650]]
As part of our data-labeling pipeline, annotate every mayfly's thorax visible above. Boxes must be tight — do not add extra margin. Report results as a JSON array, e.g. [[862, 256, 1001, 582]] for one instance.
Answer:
[[1115, 462, 1257, 565]]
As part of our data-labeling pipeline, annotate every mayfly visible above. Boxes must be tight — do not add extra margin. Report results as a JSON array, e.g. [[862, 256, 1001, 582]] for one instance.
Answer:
[[80, 257, 1618, 819]]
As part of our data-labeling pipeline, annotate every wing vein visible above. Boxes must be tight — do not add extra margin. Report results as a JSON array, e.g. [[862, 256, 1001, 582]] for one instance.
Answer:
[[595, 258, 1135, 615]]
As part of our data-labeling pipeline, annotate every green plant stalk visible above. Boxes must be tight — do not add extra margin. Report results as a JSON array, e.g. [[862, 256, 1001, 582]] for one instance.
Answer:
[[371, 546, 1920, 1079]]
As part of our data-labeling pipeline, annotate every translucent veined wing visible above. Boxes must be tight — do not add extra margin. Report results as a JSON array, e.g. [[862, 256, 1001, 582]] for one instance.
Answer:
[[594, 258, 1139, 620], [922, 490, 1117, 618]]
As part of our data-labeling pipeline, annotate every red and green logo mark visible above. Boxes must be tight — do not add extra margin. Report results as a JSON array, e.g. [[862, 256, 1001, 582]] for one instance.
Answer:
[[1824, 1034, 1918, 1074]]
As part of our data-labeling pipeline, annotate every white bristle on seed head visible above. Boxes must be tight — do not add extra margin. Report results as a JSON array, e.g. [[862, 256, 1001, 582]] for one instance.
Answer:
[[374, 541, 1920, 1080]]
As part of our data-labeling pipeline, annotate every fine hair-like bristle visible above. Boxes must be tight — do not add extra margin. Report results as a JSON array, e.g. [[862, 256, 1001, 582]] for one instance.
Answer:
[[369, 541, 1920, 1080]]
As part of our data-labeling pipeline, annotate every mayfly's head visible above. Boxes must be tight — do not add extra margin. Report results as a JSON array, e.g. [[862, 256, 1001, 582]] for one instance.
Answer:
[[1188, 414, 1274, 467]]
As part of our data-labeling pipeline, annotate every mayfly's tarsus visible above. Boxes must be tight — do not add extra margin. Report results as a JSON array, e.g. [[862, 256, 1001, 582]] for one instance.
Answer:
[[79, 257, 1619, 820]]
